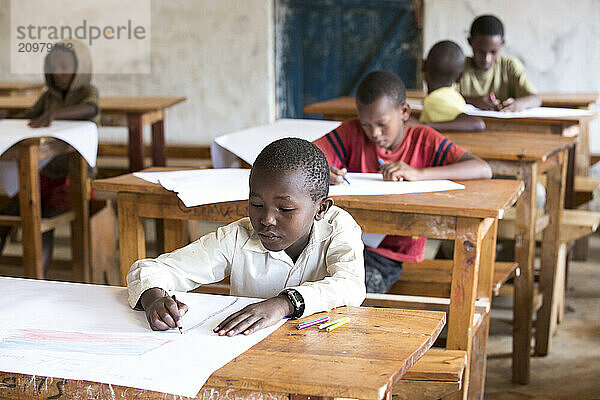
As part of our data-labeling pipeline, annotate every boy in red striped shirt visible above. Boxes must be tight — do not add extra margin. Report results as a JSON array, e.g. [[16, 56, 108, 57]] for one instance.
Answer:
[[314, 70, 492, 293]]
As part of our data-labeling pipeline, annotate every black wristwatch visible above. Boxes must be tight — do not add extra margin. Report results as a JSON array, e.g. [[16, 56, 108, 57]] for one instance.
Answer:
[[279, 289, 305, 319]]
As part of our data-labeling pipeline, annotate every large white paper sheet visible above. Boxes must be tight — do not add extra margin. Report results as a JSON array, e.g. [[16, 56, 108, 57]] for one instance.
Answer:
[[212, 119, 341, 167], [134, 168, 251, 207], [0, 119, 98, 196], [0, 277, 284, 397], [409, 102, 595, 119], [329, 173, 465, 196], [134, 169, 465, 208]]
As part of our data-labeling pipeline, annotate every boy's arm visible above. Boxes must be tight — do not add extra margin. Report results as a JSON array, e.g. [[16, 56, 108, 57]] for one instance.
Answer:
[[425, 114, 486, 132], [289, 216, 366, 318], [29, 103, 98, 128], [500, 94, 542, 112], [17, 92, 47, 119], [382, 152, 492, 181], [127, 224, 237, 309]]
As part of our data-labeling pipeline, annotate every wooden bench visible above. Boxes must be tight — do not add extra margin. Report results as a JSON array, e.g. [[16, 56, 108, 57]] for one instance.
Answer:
[[498, 208, 600, 242], [574, 175, 600, 208], [389, 260, 518, 298]]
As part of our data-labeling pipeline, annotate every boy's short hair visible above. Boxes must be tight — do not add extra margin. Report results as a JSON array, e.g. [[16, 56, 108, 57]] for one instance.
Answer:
[[252, 138, 330, 202], [470, 15, 504, 38], [425, 41, 465, 85], [356, 71, 407, 106]]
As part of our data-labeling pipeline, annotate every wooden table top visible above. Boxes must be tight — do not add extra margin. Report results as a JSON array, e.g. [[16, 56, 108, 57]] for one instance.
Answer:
[[0, 96, 186, 113], [304, 95, 597, 124], [205, 306, 446, 399], [445, 131, 576, 162], [94, 168, 523, 219], [363, 90, 599, 108], [0, 81, 45, 90]]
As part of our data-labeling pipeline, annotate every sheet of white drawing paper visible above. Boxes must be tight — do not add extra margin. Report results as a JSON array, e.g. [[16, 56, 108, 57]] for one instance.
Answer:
[[463, 104, 595, 119], [0, 277, 284, 397], [212, 119, 341, 166], [134, 168, 251, 207], [361, 233, 386, 248], [328, 173, 465, 196], [0, 119, 98, 196]]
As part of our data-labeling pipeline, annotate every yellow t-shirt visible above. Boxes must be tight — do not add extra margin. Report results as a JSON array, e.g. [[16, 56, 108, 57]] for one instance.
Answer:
[[456, 55, 536, 101], [420, 87, 466, 123]]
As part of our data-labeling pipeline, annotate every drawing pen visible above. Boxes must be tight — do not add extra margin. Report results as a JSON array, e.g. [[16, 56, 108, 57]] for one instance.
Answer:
[[325, 317, 351, 332], [332, 163, 350, 185], [377, 158, 386, 167], [318, 316, 350, 330], [297, 316, 330, 330], [171, 295, 183, 334]]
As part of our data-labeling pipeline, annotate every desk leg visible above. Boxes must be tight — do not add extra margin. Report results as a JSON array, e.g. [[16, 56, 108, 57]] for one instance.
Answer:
[[513, 163, 537, 384], [163, 219, 187, 253], [151, 119, 167, 167], [18, 144, 43, 279], [447, 217, 484, 400], [117, 193, 146, 286], [127, 113, 144, 172], [573, 119, 591, 260], [68, 153, 90, 283], [536, 150, 567, 356]]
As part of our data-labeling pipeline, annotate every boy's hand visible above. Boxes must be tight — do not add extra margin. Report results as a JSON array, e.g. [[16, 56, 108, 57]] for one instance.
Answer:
[[140, 288, 188, 331], [330, 165, 348, 185], [214, 296, 292, 336], [470, 95, 501, 111], [29, 112, 54, 128], [380, 161, 421, 181], [499, 98, 522, 112]]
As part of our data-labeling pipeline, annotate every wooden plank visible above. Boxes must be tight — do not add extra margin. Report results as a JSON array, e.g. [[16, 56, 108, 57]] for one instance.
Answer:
[[536, 148, 567, 356], [117, 193, 146, 286], [401, 349, 466, 382], [68, 153, 90, 283], [447, 217, 484, 400], [574, 175, 600, 193], [127, 113, 145, 172], [392, 379, 460, 400], [98, 142, 212, 159], [17, 143, 43, 279], [163, 219, 187, 253], [512, 162, 537, 385]]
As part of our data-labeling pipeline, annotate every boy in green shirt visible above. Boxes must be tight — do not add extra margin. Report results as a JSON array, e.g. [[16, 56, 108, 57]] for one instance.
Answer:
[[457, 15, 541, 112]]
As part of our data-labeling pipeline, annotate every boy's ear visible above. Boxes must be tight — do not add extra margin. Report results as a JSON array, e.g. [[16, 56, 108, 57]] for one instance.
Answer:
[[400, 102, 411, 122], [314, 197, 334, 221]]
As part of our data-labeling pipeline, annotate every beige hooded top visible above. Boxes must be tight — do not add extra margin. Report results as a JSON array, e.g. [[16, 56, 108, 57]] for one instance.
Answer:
[[22, 39, 100, 124]]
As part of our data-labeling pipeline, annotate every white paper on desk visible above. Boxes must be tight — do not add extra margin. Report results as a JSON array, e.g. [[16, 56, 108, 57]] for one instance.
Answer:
[[134, 168, 251, 207], [462, 104, 595, 119], [0, 119, 98, 196], [213, 119, 341, 167], [329, 173, 465, 196], [0, 277, 284, 397]]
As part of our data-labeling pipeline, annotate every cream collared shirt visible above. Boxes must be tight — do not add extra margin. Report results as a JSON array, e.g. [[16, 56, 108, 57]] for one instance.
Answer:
[[127, 206, 366, 318]]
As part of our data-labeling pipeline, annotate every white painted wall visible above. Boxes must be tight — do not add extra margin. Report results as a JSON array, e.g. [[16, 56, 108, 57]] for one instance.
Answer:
[[0, 0, 275, 145], [423, 0, 600, 152]]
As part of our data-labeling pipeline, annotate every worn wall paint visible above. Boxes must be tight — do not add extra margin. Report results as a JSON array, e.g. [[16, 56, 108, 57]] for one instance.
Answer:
[[0, 0, 275, 145], [423, 0, 600, 152]]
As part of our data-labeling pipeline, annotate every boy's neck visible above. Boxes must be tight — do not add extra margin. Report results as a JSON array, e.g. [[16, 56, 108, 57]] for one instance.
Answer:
[[426, 81, 453, 94]]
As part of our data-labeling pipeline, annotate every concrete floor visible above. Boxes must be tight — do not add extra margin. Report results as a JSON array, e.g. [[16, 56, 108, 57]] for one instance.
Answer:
[[0, 227, 599, 399]]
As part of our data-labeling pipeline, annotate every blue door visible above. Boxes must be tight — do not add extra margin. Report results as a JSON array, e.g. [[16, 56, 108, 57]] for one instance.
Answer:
[[276, 0, 421, 118]]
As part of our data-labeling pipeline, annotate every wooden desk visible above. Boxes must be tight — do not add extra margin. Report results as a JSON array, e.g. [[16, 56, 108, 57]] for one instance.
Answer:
[[445, 131, 574, 383], [0, 96, 186, 171], [0, 138, 89, 281], [94, 172, 522, 399], [0, 81, 44, 97], [0, 304, 446, 399]]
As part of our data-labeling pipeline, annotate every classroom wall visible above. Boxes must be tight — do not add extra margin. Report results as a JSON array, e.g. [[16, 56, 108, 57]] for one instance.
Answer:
[[422, 0, 600, 152], [0, 0, 275, 145]]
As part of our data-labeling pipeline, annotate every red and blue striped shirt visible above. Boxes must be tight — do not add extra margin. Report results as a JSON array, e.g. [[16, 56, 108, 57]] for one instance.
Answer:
[[314, 118, 466, 262]]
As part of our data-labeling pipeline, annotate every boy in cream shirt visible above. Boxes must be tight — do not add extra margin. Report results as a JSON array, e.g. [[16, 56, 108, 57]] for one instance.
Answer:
[[127, 138, 366, 336]]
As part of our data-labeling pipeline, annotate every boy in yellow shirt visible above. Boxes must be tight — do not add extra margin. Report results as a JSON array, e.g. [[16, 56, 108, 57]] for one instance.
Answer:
[[457, 15, 541, 112], [420, 40, 485, 131]]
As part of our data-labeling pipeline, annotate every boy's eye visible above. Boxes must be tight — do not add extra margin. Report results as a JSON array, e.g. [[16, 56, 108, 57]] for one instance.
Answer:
[[279, 208, 295, 212], [250, 203, 263, 208]]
